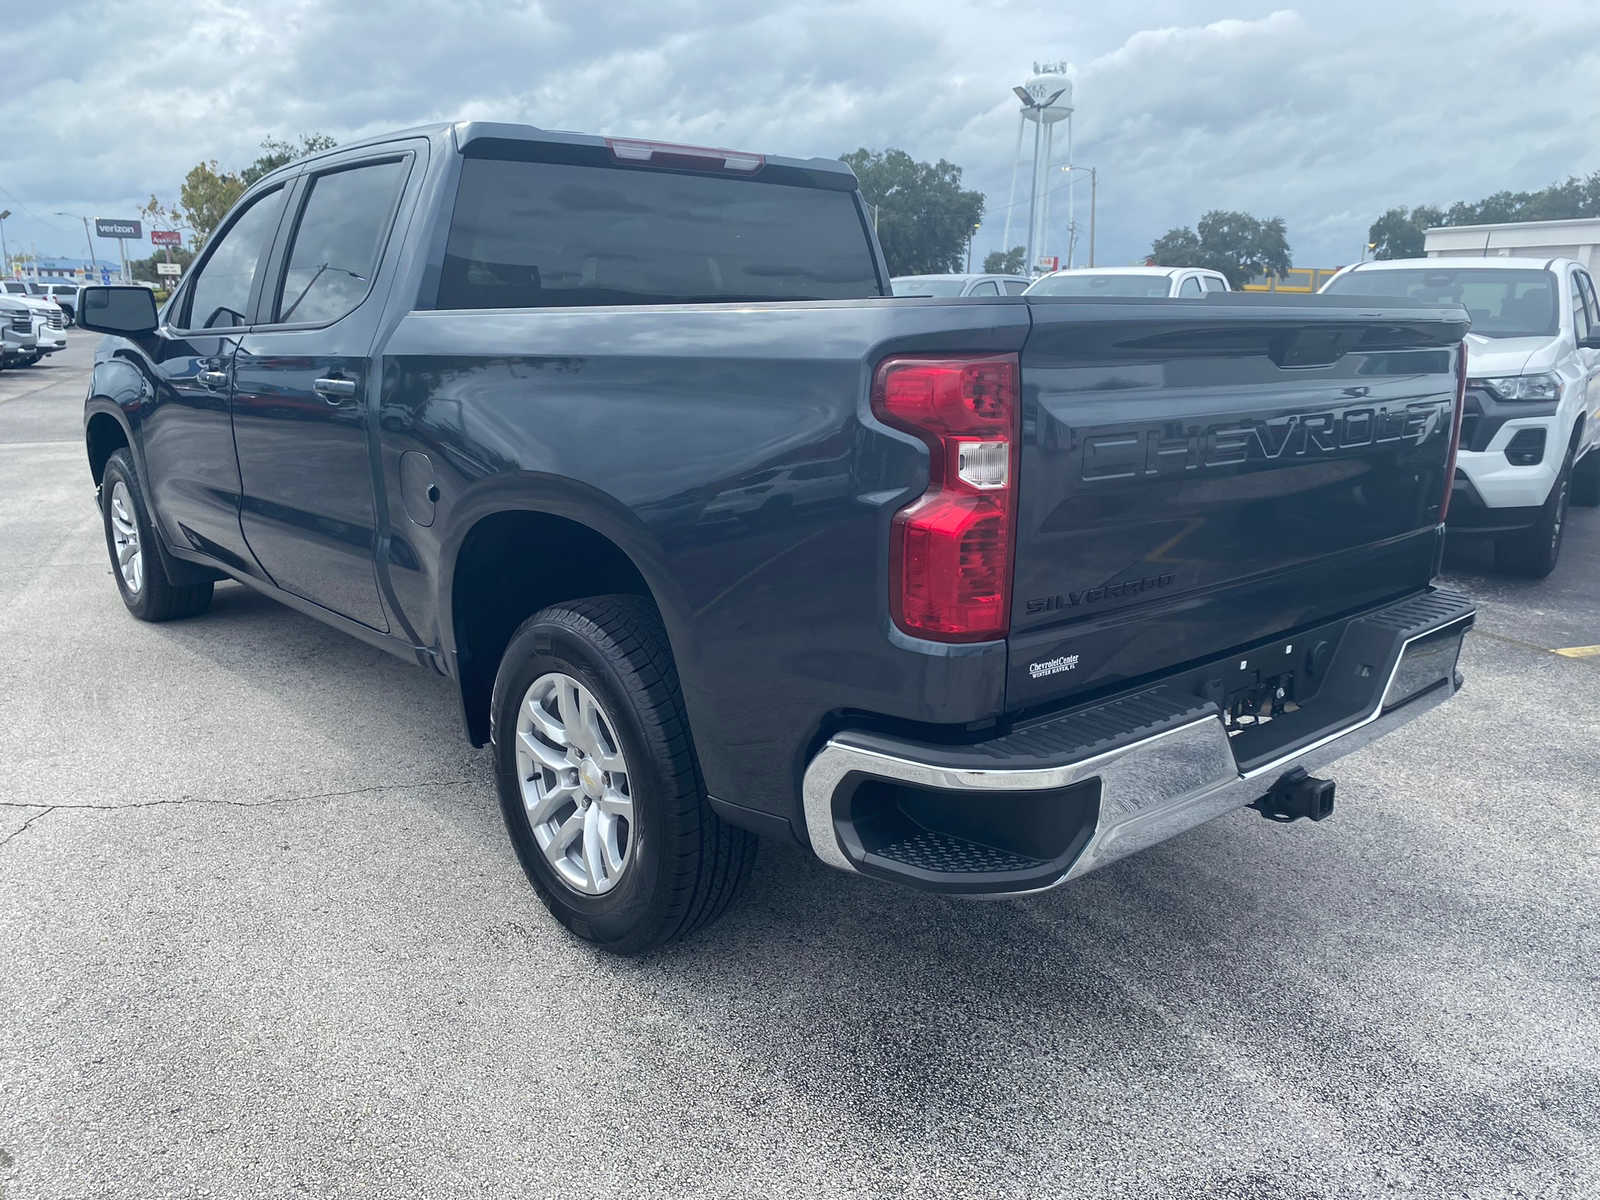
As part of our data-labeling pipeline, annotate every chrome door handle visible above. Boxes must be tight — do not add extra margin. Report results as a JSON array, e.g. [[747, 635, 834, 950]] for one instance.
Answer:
[[314, 377, 358, 401], [197, 369, 229, 390]]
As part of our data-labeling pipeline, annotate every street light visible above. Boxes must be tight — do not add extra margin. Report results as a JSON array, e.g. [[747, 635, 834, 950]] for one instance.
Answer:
[[1058, 165, 1098, 268], [56, 211, 99, 274], [1013, 85, 1066, 273], [967, 222, 981, 273], [0, 210, 10, 277]]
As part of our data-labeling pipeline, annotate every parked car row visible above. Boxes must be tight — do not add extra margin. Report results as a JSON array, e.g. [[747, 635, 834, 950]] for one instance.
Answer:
[[891, 266, 1232, 299], [0, 278, 70, 366]]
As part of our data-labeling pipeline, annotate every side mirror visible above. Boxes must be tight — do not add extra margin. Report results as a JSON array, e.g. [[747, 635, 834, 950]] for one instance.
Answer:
[[76, 286, 159, 337]]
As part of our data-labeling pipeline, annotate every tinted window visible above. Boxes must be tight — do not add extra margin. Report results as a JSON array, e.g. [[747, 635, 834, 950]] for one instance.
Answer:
[[1001, 279, 1028, 295], [1571, 274, 1590, 341], [970, 280, 999, 296], [1201, 275, 1227, 292], [441, 158, 879, 308], [184, 187, 283, 329], [1179, 276, 1203, 297], [1322, 267, 1558, 338], [1027, 274, 1172, 297], [275, 159, 407, 324], [892, 277, 967, 296], [1, 282, 23, 294]]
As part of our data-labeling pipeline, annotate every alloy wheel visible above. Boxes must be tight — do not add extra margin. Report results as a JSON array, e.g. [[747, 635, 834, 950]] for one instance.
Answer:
[[514, 672, 635, 895]]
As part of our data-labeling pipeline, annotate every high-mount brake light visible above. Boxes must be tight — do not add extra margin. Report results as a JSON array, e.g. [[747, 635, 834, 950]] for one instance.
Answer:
[[871, 354, 1020, 642], [1440, 340, 1467, 522], [605, 138, 764, 172]]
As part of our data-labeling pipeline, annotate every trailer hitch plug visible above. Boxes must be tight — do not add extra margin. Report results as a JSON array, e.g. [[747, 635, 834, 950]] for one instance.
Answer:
[[1250, 767, 1335, 823]]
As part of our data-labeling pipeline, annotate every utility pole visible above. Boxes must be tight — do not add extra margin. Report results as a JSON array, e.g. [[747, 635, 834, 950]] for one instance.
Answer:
[[967, 223, 980, 273], [57, 213, 98, 273], [0, 210, 10, 277], [1089, 167, 1097, 267]]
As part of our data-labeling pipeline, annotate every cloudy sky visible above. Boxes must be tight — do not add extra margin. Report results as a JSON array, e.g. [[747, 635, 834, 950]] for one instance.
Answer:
[[3, 0, 1598, 272]]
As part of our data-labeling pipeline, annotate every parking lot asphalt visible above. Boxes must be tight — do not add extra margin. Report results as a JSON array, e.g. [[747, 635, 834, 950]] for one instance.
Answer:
[[2, 340, 1597, 1200]]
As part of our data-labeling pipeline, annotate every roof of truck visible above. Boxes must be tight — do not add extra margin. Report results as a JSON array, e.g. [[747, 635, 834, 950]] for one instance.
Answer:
[[1338, 256, 1563, 272], [252, 121, 856, 188]]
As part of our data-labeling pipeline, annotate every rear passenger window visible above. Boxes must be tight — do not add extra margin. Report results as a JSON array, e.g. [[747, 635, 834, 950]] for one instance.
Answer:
[[970, 280, 999, 296], [1201, 276, 1226, 293], [1002, 280, 1028, 295], [439, 156, 881, 308], [1179, 276, 1203, 297], [274, 159, 408, 325]]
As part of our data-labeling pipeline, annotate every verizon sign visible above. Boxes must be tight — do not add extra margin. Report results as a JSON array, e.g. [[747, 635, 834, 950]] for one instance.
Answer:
[[94, 218, 143, 239]]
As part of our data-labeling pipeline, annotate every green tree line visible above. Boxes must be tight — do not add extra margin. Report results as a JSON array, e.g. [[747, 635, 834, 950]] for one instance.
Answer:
[[1369, 170, 1600, 259]]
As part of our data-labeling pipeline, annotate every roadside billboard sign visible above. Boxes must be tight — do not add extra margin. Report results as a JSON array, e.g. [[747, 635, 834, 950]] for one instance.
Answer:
[[94, 218, 142, 239], [151, 230, 182, 247]]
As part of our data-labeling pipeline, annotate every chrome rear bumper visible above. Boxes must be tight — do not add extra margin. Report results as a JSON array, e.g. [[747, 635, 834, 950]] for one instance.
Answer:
[[802, 591, 1473, 895]]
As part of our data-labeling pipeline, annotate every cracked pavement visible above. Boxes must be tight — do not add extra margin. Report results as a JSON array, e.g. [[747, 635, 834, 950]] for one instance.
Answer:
[[2, 341, 1598, 1199]]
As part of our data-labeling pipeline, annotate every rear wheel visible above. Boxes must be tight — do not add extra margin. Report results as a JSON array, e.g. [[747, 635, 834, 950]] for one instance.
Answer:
[[100, 449, 214, 621], [490, 595, 756, 954], [1496, 452, 1571, 578], [1572, 449, 1600, 507]]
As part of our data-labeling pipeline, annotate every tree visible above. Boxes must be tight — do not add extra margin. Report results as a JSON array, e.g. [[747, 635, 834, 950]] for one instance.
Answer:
[[1149, 210, 1291, 289], [241, 133, 337, 186], [177, 161, 246, 248], [1370, 168, 1600, 255], [983, 246, 1026, 274], [840, 148, 984, 276], [165, 134, 340, 249], [1368, 204, 1443, 260]]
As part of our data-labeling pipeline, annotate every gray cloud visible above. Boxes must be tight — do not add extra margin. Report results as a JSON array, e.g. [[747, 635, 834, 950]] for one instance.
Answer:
[[2, 1, 1597, 270]]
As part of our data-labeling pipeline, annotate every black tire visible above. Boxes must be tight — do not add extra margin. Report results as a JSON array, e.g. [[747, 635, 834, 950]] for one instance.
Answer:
[[20, 353, 40, 367], [1572, 449, 1600, 507], [1496, 452, 1571, 578], [100, 448, 214, 621], [490, 595, 756, 954]]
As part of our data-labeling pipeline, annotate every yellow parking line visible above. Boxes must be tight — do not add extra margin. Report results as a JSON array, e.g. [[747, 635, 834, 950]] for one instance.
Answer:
[[1553, 645, 1600, 658]]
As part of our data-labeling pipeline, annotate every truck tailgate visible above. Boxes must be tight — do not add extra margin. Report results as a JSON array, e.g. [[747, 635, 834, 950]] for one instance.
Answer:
[[1007, 296, 1468, 712]]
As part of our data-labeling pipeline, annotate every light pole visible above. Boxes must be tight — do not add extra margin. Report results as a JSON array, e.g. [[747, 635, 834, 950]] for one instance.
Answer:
[[1013, 85, 1066, 273], [1058, 165, 1098, 268], [56, 212, 98, 274], [967, 222, 980, 273], [0, 210, 10, 277]]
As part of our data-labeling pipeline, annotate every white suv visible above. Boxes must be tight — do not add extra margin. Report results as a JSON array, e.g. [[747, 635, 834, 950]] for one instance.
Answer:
[[1322, 257, 1600, 576], [0, 280, 67, 364]]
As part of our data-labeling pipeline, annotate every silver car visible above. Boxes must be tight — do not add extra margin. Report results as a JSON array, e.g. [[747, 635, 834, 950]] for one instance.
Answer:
[[890, 273, 1032, 297]]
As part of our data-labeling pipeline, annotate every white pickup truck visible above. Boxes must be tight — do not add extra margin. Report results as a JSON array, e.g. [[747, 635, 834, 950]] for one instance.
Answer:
[[0, 280, 68, 365], [1322, 257, 1600, 576]]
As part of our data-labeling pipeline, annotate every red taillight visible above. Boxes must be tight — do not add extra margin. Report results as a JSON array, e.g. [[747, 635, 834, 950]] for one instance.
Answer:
[[1439, 340, 1468, 522], [871, 354, 1020, 642], [605, 138, 764, 172]]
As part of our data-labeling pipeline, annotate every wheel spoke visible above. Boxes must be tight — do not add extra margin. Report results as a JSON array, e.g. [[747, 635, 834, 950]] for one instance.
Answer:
[[117, 538, 138, 565], [597, 787, 632, 820], [524, 695, 567, 747], [599, 811, 627, 876], [543, 809, 585, 862], [517, 727, 569, 773], [526, 779, 578, 826], [581, 805, 607, 887], [555, 679, 582, 740]]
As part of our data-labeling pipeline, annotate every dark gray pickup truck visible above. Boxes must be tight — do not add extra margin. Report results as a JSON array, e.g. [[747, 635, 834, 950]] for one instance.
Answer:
[[78, 122, 1475, 952]]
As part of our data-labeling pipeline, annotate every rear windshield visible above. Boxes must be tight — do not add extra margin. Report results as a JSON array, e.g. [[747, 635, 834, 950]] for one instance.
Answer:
[[439, 157, 881, 308], [1322, 267, 1558, 338], [1027, 274, 1172, 297], [891, 277, 967, 296]]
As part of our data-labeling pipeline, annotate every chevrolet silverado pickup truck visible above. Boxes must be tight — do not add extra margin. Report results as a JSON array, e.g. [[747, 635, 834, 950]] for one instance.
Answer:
[[78, 122, 1476, 953]]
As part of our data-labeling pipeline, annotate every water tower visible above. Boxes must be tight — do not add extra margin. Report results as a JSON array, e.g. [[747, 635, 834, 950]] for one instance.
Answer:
[[1001, 62, 1074, 273]]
